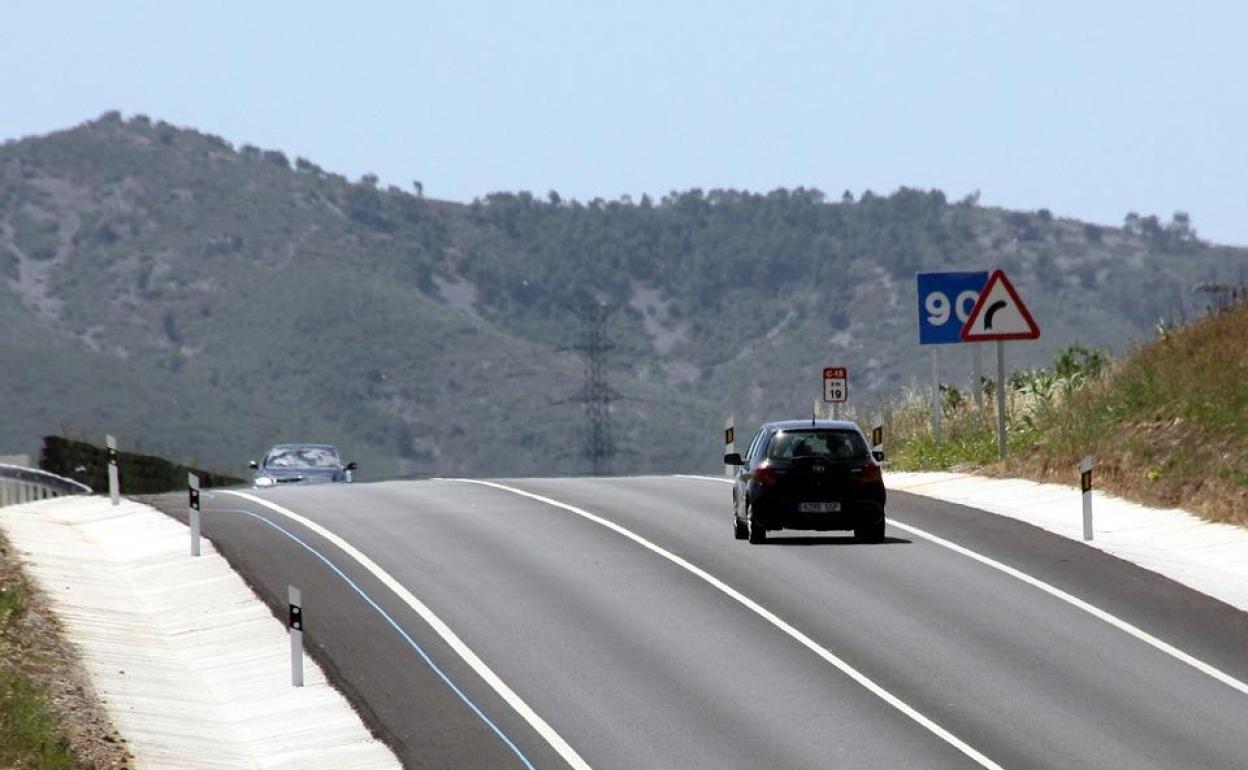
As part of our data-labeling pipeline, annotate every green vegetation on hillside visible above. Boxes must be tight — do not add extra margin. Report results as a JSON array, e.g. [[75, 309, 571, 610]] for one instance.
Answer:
[[3, 112, 1247, 478], [885, 305, 1248, 525]]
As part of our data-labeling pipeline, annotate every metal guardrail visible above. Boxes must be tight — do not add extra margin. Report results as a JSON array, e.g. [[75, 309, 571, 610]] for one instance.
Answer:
[[0, 463, 93, 507]]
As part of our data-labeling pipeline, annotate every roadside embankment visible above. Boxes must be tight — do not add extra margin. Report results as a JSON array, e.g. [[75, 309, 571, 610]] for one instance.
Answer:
[[0, 496, 400, 770], [889, 471, 1248, 614], [886, 304, 1248, 527]]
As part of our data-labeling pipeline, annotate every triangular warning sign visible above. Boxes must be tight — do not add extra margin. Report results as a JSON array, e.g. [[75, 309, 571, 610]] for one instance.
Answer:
[[960, 269, 1040, 341]]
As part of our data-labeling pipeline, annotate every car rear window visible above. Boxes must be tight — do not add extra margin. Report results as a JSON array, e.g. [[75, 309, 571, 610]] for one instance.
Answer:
[[765, 429, 868, 461]]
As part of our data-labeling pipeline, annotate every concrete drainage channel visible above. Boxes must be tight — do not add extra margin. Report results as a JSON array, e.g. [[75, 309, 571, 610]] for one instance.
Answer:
[[0, 495, 399, 770]]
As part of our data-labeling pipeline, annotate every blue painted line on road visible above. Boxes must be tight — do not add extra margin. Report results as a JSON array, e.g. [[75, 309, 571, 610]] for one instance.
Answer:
[[211, 507, 539, 770]]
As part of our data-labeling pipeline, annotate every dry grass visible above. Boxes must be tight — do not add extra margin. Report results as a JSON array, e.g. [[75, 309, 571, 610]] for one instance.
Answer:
[[885, 305, 1248, 527], [1001, 307, 1248, 526]]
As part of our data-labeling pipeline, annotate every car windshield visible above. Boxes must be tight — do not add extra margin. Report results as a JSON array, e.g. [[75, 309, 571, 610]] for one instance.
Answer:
[[766, 429, 868, 461], [264, 446, 341, 469]]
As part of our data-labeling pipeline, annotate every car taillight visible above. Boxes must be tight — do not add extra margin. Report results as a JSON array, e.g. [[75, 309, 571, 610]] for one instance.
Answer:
[[753, 465, 779, 486], [859, 463, 882, 485]]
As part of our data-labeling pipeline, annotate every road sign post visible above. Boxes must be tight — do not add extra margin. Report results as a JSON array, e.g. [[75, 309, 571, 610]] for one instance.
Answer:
[[724, 416, 735, 477], [1080, 456, 1094, 541], [971, 343, 985, 420], [289, 585, 304, 687], [188, 473, 201, 557], [960, 269, 1041, 459], [106, 434, 119, 506], [995, 341, 1007, 457]]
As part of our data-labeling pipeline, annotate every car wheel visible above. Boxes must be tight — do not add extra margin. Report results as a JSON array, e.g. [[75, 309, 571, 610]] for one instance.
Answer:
[[733, 514, 748, 540], [747, 508, 767, 545], [855, 517, 886, 543]]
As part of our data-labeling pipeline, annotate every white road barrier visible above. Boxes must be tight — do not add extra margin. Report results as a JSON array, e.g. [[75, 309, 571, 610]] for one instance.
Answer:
[[107, 434, 120, 506], [1080, 457, 1094, 541], [289, 585, 304, 688]]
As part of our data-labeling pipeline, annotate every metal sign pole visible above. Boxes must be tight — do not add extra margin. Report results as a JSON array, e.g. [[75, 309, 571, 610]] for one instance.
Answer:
[[972, 342, 985, 420], [931, 348, 943, 442], [289, 585, 304, 687], [995, 341, 1007, 459], [106, 434, 120, 506], [1080, 457, 1094, 540], [188, 473, 201, 557]]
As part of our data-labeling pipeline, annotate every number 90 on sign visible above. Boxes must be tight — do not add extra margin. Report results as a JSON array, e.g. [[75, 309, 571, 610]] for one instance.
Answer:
[[916, 271, 990, 345], [925, 289, 979, 328], [823, 367, 848, 403]]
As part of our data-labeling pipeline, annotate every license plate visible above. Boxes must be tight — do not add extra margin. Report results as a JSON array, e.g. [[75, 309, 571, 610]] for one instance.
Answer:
[[799, 502, 841, 513]]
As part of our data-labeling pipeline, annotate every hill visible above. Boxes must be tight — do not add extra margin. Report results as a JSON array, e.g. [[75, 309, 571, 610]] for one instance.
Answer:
[[3, 112, 1247, 478]]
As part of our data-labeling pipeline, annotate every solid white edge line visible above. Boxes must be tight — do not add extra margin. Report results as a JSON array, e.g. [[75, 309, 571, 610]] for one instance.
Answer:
[[454, 478, 1007, 770], [885, 519, 1248, 698], [220, 490, 593, 770], [670, 474, 1248, 698]]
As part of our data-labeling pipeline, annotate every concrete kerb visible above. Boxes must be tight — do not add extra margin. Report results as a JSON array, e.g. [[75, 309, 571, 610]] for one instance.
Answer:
[[886, 471, 1248, 615], [0, 495, 399, 770]]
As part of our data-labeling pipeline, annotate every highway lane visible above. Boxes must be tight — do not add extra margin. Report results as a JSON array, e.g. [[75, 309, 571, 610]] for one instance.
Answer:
[[152, 476, 1248, 769]]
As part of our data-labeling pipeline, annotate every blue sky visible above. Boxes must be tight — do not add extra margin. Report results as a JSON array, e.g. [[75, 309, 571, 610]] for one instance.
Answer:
[[4, 1, 1246, 244]]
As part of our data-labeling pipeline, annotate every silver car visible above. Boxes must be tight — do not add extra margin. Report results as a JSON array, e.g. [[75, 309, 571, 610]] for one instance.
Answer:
[[249, 443, 357, 487]]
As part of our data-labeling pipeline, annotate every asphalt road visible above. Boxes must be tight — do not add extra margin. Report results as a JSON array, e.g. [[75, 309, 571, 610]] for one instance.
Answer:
[[151, 475, 1248, 769]]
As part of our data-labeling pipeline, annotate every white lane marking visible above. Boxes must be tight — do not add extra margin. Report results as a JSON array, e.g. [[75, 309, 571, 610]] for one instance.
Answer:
[[887, 519, 1248, 697], [670, 474, 1248, 698], [220, 490, 593, 770], [454, 479, 1006, 770], [670, 474, 727, 483]]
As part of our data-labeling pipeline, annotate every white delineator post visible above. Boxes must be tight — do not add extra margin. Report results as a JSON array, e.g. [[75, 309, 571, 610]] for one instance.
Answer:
[[188, 473, 201, 557], [995, 341, 1007, 459], [106, 434, 120, 506], [930, 348, 943, 441], [871, 419, 884, 457], [723, 416, 735, 477], [1080, 456, 1094, 541], [289, 585, 304, 687]]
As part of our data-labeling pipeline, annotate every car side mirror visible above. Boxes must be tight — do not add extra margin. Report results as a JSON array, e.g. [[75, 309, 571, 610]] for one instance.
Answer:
[[872, 451, 885, 462], [345, 462, 359, 471], [248, 460, 258, 470], [723, 453, 744, 466]]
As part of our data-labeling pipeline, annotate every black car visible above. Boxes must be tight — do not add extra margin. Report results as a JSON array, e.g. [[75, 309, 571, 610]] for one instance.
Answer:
[[725, 420, 885, 544], [249, 443, 358, 487]]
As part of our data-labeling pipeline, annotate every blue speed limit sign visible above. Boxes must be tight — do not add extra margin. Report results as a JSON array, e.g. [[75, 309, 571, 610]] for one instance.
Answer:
[[916, 271, 990, 345]]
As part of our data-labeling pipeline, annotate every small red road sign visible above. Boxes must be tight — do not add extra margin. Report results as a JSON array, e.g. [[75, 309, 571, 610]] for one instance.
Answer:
[[823, 367, 848, 403]]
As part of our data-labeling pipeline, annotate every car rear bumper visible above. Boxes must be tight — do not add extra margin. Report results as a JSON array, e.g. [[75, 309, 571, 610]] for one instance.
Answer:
[[751, 499, 884, 532]]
